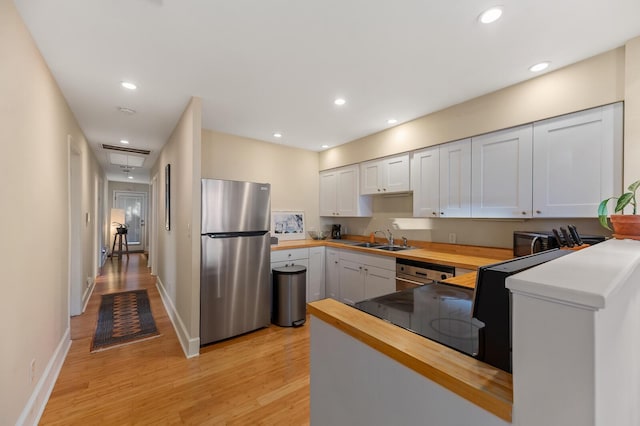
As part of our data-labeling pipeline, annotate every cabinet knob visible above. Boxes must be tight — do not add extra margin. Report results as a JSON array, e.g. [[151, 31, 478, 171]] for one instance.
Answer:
[[334, 261, 338, 264], [377, 188, 381, 192], [364, 268, 368, 272], [536, 210, 542, 214], [440, 212, 444, 215], [521, 211, 527, 215], [383, 188, 387, 191], [432, 212, 437, 216]]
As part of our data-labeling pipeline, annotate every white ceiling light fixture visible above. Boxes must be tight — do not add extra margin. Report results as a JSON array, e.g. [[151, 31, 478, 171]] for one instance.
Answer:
[[387, 118, 398, 125], [321, 144, 329, 149], [334, 98, 346, 106], [117, 106, 136, 115], [273, 132, 282, 138], [529, 61, 550, 72], [128, 176, 134, 180], [479, 7, 503, 24], [121, 81, 137, 90], [120, 139, 129, 144]]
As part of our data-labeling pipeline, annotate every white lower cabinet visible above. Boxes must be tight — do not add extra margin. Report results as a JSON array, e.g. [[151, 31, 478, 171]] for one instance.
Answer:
[[308, 247, 325, 302], [336, 250, 395, 305], [325, 248, 340, 300]]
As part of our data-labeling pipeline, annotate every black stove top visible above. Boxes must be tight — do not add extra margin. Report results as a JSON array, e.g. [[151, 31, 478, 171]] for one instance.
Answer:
[[354, 283, 480, 357]]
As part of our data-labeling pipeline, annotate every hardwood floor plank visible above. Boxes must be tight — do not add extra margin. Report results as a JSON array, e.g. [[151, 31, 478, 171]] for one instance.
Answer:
[[40, 254, 310, 425]]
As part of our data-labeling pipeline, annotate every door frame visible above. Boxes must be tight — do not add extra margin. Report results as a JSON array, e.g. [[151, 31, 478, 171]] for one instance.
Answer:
[[114, 190, 148, 252]]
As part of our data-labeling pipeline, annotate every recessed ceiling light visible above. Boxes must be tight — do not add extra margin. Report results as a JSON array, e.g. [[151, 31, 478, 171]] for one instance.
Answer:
[[120, 139, 129, 144], [273, 133, 282, 138], [118, 107, 136, 115], [529, 62, 550, 72], [334, 98, 346, 106], [479, 7, 503, 24], [121, 81, 137, 90], [321, 144, 329, 149], [387, 119, 398, 125], [127, 176, 134, 180]]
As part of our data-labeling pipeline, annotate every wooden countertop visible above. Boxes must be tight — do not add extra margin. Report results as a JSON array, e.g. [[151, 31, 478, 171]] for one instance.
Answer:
[[442, 272, 478, 289], [308, 298, 513, 422], [272, 237, 512, 270]]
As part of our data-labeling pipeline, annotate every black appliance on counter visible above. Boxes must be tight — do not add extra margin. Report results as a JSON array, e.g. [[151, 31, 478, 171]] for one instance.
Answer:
[[513, 231, 606, 257], [471, 249, 570, 372], [331, 224, 341, 239]]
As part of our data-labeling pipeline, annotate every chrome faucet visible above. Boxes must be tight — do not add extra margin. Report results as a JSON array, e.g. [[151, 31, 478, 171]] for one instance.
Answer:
[[375, 229, 394, 246]]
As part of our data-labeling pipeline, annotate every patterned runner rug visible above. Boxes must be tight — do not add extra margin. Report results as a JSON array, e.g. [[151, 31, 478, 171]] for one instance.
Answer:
[[91, 289, 160, 352]]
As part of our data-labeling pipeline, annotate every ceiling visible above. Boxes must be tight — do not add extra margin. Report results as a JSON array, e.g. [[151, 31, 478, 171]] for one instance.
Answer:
[[13, 0, 640, 183]]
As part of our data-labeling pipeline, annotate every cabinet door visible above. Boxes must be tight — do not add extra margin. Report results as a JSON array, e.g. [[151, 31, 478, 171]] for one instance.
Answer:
[[336, 166, 358, 216], [363, 265, 395, 299], [472, 125, 533, 218], [360, 160, 382, 195], [411, 147, 440, 217], [325, 248, 340, 300], [338, 259, 364, 305], [533, 103, 623, 217], [308, 247, 325, 302], [384, 154, 410, 193], [319, 170, 337, 216], [439, 139, 471, 218]]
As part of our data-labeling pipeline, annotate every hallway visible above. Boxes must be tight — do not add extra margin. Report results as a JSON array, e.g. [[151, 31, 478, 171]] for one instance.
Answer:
[[40, 255, 310, 425]]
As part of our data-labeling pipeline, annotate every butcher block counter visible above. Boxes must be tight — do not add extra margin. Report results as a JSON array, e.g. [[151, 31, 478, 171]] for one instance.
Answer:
[[271, 236, 512, 271]]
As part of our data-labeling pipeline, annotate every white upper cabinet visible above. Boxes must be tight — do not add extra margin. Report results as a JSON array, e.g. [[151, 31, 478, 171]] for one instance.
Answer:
[[439, 139, 472, 218], [319, 165, 372, 217], [411, 146, 440, 217], [532, 103, 623, 218], [472, 125, 533, 218], [360, 154, 410, 195]]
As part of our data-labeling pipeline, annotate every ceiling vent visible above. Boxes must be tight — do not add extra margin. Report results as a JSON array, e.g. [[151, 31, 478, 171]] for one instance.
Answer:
[[102, 144, 151, 155]]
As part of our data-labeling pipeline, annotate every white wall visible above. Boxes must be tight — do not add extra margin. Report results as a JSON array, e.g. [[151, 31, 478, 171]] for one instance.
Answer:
[[151, 97, 202, 357], [0, 1, 103, 423]]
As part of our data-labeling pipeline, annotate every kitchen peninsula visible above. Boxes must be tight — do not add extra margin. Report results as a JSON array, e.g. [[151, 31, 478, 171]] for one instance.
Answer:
[[306, 239, 640, 426]]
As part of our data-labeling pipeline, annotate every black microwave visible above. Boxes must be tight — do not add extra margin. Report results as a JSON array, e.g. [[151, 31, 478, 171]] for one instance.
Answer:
[[513, 231, 605, 257]]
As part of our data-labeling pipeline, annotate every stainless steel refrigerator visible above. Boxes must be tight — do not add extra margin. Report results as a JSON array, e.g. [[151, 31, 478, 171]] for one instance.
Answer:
[[200, 179, 271, 345]]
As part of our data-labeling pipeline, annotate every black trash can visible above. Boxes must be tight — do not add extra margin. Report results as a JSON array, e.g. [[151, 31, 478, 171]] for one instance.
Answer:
[[272, 265, 307, 327]]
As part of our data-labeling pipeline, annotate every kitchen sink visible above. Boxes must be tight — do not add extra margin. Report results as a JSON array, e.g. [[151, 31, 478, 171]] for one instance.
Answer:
[[352, 242, 385, 248], [376, 245, 415, 251]]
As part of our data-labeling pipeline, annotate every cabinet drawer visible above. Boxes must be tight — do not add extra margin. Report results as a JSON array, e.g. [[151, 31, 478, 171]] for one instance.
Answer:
[[339, 250, 395, 271], [271, 248, 309, 263]]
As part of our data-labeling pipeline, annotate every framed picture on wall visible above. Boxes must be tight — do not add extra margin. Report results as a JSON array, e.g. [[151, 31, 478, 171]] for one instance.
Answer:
[[165, 164, 171, 231], [272, 211, 305, 240]]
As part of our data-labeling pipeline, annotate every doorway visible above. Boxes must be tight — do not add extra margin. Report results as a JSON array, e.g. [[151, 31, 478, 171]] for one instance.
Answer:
[[114, 191, 147, 252]]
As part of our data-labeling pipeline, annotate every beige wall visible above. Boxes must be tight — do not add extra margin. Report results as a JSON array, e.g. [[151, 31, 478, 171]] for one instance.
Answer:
[[320, 48, 625, 170], [151, 97, 202, 357], [201, 131, 321, 232], [318, 44, 640, 248], [0, 1, 103, 423], [625, 37, 640, 187]]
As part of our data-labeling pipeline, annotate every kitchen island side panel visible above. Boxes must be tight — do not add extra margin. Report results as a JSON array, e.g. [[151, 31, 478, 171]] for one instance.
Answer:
[[310, 316, 510, 426]]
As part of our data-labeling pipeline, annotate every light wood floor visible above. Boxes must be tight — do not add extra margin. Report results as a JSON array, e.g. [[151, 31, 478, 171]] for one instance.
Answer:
[[40, 254, 310, 425]]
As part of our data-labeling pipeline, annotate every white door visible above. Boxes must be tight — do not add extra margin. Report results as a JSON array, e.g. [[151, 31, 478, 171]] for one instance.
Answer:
[[114, 191, 147, 252], [363, 265, 395, 299], [319, 170, 337, 216], [412, 147, 440, 217], [439, 139, 471, 218], [336, 166, 359, 216], [338, 259, 364, 305], [472, 125, 533, 218], [384, 154, 410, 193], [533, 103, 623, 217]]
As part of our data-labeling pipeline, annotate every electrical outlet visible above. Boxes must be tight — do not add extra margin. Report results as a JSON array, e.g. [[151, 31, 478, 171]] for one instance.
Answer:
[[29, 359, 36, 383], [448, 233, 457, 244]]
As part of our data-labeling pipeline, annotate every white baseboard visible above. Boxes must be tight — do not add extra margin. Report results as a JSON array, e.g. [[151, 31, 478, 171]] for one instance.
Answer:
[[155, 277, 200, 358], [16, 328, 71, 426], [81, 278, 96, 313]]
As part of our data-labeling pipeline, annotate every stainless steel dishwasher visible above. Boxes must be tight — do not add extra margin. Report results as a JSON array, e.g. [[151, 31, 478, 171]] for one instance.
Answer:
[[395, 258, 455, 291]]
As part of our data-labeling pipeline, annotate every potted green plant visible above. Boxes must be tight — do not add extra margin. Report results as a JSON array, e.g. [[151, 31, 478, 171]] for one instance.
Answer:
[[598, 179, 640, 239]]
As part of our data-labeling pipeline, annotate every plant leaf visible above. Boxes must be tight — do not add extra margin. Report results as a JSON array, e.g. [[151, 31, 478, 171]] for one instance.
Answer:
[[627, 180, 640, 193], [614, 192, 633, 212], [598, 198, 614, 230]]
